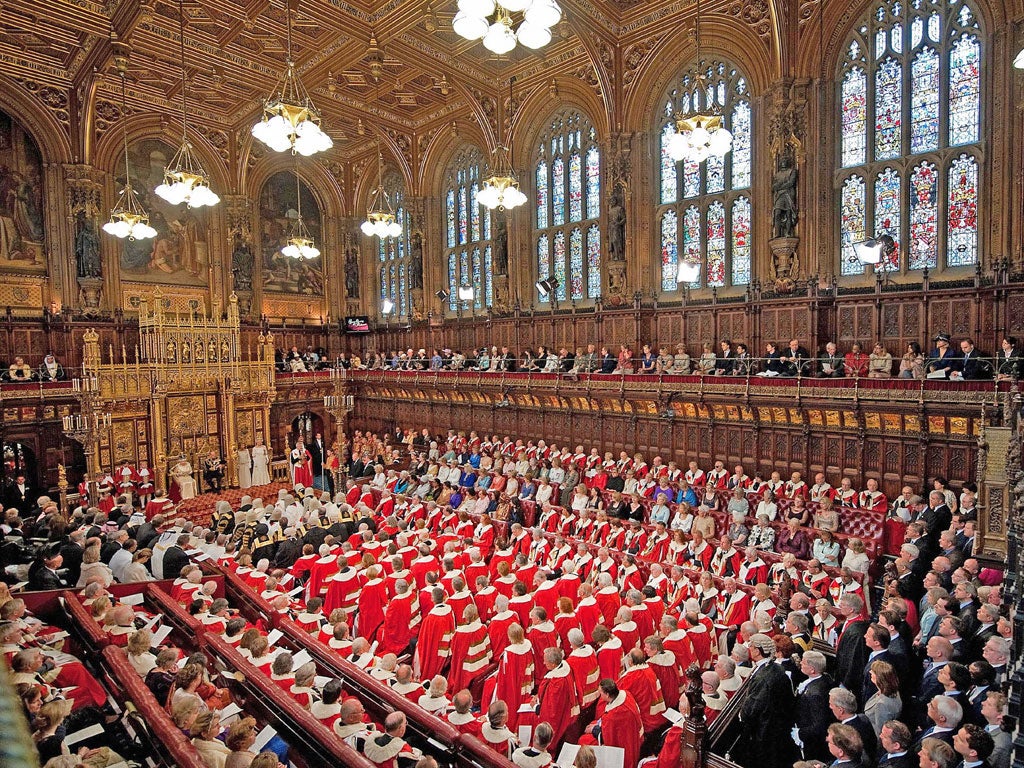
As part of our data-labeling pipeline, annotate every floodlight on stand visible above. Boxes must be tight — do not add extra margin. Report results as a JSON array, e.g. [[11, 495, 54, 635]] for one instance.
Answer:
[[676, 259, 701, 283], [435, 289, 450, 302], [155, 0, 219, 208], [250, 1, 333, 156], [458, 285, 475, 301], [1015, 47, 1024, 68], [104, 71, 157, 242], [535, 277, 558, 296], [381, 298, 395, 314], [853, 234, 896, 266]]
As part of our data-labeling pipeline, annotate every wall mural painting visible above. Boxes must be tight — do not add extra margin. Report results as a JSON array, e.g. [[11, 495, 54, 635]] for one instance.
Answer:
[[116, 138, 209, 286], [259, 170, 324, 296], [0, 111, 46, 273]]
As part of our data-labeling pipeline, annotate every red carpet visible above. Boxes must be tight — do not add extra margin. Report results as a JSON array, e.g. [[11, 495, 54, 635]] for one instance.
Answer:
[[176, 483, 290, 526]]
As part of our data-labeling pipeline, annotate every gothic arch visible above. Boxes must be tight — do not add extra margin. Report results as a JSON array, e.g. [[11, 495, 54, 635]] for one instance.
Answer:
[[418, 120, 490, 197], [246, 155, 345, 221], [0, 77, 74, 164], [513, 82, 606, 166], [623, 17, 777, 133], [93, 114, 232, 196]]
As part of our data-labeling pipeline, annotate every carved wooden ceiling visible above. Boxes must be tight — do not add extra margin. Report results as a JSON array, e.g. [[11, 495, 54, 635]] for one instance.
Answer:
[[0, 0, 751, 162]]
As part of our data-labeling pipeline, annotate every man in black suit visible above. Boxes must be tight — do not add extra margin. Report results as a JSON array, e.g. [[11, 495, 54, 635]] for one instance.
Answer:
[[736, 634, 796, 768], [953, 582, 980, 638], [829, 687, 878, 766], [914, 636, 955, 725], [4, 474, 36, 515], [598, 346, 617, 374], [818, 341, 845, 378], [878, 721, 917, 768], [950, 339, 992, 381], [995, 336, 1021, 381], [922, 491, 953, 547], [714, 339, 735, 375], [794, 650, 835, 762], [967, 606, 999, 663], [160, 533, 192, 582], [827, 723, 866, 768], [58, 529, 87, 586], [780, 338, 810, 377], [834, 593, 870, 701], [952, 724, 995, 768], [310, 432, 328, 488], [862, 623, 895, 702], [499, 346, 516, 371], [939, 663, 978, 725], [26, 545, 67, 591], [914, 695, 963, 751]]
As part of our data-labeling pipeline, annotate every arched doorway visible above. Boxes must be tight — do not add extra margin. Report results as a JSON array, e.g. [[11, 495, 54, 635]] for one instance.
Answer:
[[3, 441, 37, 485], [290, 411, 327, 448]]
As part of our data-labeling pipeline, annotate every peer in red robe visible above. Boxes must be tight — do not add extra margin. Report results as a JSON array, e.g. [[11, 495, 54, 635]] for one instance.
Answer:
[[617, 655, 667, 734], [448, 612, 492, 692], [413, 595, 455, 680], [580, 686, 643, 768], [377, 587, 418, 656], [535, 656, 581, 748], [323, 566, 362, 619], [487, 607, 517, 660], [567, 642, 601, 706], [356, 571, 388, 639], [491, 633, 534, 728]]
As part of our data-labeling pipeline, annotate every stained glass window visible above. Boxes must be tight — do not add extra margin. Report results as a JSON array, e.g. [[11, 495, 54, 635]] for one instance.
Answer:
[[731, 197, 752, 286], [660, 122, 678, 204], [553, 231, 567, 301], [874, 59, 902, 159], [657, 60, 753, 291], [484, 246, 494, 306], [840, 176, 868, 275], [837, 0, 981, 274], [374, 173, 409, 317], [682, 206, 702, 289], [660, 210, 678, 293], [841, 68, 868, 167], [875, 168, 902, 271], [537, 235, 550, 303], [706, 202, 726, 287], [443, 147, 492, 313], [586, 146, 600, 218], [569, 228, 584, 300], [587, 225, 601, 298], [946, 154, 978, 267], [568, 152, 583, 222], [535, 110, 601, 303]]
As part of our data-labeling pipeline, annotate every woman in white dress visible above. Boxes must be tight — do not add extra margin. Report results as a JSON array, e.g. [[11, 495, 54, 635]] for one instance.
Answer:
[[171, 455, 197, 499], [250, 437, 271, 486], [237, 447, 252, 489]]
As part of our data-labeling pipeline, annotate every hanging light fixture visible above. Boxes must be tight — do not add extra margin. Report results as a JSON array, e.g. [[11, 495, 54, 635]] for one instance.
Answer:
[[280, 169, 320, 259], [665, 0, 733, 164], [103, 71, 157, 241], [251, 0, 333, 156], [155, 0, 219, 208], [454, 0, 561, 53], [361, 82, 403, 239], [479, 78, 528, 211], [361, 145, 404, 238]]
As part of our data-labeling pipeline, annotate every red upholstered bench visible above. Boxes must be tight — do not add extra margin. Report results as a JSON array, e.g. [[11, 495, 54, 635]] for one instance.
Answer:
[[61, 590, 109, 652], [102, 646, 209, 768]]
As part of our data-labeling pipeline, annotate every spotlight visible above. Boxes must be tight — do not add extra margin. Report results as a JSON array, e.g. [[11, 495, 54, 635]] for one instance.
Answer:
[[381, 298, 395, 314], [435, 289, 449, 302], [535, 277, 558, 296]]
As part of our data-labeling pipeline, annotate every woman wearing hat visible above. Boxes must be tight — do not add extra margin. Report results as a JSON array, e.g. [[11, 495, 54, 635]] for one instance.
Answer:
[[926, 333, 960, 376]]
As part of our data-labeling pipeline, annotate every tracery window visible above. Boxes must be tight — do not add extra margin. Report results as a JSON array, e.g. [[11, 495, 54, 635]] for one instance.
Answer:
[[837, 0, 981, 275], [377, 173, 409, 317], [657, 60, 753, 292], [443, 148, 492, 312], [535, 111, 601, 303]]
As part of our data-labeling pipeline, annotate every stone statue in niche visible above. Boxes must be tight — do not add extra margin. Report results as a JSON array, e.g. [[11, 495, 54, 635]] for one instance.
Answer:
[[74, 210, 101, 278], [608, 184, 626, 262], [230, 233, 254, 292], [409, 232, 424, 290], [344, 248, 360, 298], [493, 214, 508, 274], [772, 145, 799, 239]]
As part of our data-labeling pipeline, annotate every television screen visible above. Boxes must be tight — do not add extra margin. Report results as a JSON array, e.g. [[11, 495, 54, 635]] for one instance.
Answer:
[[345, 316, 371, 333]]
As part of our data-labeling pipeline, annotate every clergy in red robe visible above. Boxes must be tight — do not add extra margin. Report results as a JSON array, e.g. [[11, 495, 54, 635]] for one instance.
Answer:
[[580, 681, 643, 768], [616, 648, 667, 734], [413, 587, 455, 680], [534, 649, 581, 749], [323, 565, 362, 619], [448, 605, 491, 693]]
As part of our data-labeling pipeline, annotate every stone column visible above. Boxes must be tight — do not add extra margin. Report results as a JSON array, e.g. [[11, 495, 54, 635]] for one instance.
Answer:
[[406, 197, 426, 322], [606, 132, 636, 306]]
